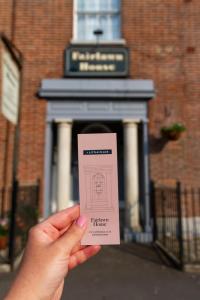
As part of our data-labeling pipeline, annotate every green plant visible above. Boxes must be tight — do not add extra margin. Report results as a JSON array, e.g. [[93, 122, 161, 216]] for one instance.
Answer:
[[161, 123, 186, 133]]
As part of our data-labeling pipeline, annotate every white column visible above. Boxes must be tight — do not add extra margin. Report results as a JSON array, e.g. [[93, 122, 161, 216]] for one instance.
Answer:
[[57, 120, 72, 210], [124, 120, 141, 232], [44, 122, 53, 217]]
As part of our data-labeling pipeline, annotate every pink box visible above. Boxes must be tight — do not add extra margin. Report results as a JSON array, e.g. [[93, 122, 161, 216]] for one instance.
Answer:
[[78, 133, 120, 245]]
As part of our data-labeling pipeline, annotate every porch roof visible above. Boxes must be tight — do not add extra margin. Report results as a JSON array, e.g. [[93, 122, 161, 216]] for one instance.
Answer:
[[38, 79, 155, 100]]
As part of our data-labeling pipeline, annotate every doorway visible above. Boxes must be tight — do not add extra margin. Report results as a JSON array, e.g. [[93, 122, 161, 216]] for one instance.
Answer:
[[71, 120, 125, 234]]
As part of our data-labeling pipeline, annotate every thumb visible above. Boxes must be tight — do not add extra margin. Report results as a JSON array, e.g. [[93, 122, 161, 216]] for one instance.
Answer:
[[55, 216, 87, 254]]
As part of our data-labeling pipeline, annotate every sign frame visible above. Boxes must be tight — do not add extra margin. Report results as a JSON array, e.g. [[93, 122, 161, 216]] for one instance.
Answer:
[[0, 37, 21, 125], [64, 46, 129, 78]]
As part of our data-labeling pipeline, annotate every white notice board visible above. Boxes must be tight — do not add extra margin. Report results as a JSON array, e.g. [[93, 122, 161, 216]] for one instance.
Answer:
[[1, 49, 20, 124]]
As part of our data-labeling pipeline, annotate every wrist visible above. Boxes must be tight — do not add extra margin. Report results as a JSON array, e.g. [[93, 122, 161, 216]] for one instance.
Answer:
[[5, 274, 39, 300]]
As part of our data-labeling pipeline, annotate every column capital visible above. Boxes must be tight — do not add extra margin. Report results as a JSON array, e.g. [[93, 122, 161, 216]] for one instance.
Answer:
[[54, 119, 73, 125], [141, 119, 149, 124], [123, 119, 140, 126]]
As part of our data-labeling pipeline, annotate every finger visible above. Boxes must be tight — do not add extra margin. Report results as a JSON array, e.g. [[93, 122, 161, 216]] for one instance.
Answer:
[[36, 221, 73, 243], [39, 205, 80, 232], [68, 245, 101, 270], [71, 242, 87, 255], [55, 215, 87, 254]]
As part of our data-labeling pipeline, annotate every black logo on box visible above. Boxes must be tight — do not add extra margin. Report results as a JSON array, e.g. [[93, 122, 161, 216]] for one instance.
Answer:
[[83, 149, 112, 155]]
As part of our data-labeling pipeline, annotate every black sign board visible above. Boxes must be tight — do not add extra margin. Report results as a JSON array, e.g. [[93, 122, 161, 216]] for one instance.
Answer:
[[65, 47, 129, 77]]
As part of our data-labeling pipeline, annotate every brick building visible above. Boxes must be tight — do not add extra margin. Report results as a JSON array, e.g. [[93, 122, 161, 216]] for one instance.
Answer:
[[0, 0, 200, 242]]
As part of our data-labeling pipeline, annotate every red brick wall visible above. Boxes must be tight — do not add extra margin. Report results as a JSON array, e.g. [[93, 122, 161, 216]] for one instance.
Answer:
[[123, 0, 200, 186], [0, 0, 15, 209], [0, 0, 200, 213]]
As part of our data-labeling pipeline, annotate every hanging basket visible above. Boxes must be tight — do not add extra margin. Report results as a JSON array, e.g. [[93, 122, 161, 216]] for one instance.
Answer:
[[161, 130, 182, 141], [161, 123, 186, 141]]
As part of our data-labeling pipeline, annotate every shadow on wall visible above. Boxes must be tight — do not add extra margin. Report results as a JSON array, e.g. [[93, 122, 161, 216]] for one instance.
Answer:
[[149, 135, 169, 154]]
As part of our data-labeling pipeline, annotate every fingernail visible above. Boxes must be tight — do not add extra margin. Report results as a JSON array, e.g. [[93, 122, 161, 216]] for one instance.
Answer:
[[76, 215, 87, 228]]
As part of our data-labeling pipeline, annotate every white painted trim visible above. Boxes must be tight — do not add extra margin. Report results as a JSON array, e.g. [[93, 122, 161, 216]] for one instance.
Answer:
[[54, 118, 72, 124], [123, 119, 141, 124], [70, 38, 126, 45]]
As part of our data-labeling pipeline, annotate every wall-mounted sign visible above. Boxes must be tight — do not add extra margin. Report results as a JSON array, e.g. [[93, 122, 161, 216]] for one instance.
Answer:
[[65, 47, 129, 77], [1, 47, 20, 124]]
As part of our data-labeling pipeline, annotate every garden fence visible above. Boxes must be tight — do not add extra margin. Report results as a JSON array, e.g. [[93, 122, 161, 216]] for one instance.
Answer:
[[152, 181, 200, 270]]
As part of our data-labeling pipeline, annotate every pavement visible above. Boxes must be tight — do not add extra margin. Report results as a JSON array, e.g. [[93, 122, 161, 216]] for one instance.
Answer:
[[0, 243, 200, 300]]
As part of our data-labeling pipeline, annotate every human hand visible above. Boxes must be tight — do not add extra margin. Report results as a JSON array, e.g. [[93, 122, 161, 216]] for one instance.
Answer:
[[6, 205, 101, 300]]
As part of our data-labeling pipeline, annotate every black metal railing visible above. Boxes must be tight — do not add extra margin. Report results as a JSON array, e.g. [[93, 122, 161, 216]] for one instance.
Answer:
[[13, 182, 39, 257], [0, 180, 40, 269], [181, 186, 200, 265], [152, 181, 200, 269]]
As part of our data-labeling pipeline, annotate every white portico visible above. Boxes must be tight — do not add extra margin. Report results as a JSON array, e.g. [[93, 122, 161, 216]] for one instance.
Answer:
[[123, 119, 140, 232], [56, 119, 72, 210], [39, 79, 155, 242]]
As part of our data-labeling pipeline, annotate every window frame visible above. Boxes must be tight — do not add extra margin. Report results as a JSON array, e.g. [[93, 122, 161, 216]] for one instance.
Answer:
[[72, 0, 123, 43]]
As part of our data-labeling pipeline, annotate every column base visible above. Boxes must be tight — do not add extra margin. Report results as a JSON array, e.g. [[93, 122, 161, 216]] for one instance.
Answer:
[[132, 225, 142, 232], [132, 232, 153, 243], [124, 227, 133, 242], [124, 227, 153, 243]]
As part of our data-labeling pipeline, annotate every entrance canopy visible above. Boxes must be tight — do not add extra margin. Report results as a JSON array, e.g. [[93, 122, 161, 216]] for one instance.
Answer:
[[39, 79, 155, 99], [39, 78, 155, 237], [38, 79, 155, 121]]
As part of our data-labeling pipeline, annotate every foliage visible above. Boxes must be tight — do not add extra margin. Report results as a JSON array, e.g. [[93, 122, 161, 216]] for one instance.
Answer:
[[161, 123, 186, 133]]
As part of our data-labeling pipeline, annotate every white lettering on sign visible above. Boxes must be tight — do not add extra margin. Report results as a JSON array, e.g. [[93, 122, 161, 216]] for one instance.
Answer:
[[79, 62, 116, 72], [72, 51, 124, 62], [1, 49, 20, 124]]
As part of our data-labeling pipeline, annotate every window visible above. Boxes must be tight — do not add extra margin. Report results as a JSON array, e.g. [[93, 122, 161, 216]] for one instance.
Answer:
[[74, 0, 121, 41]]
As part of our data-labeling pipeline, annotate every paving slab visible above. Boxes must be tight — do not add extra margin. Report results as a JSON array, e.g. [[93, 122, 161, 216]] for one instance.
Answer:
[[63, 244, 200, 300], [0, 244, 200, 300]]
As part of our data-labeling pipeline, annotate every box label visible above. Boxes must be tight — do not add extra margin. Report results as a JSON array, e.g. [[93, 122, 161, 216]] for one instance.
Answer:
[[78, 133, 120, 245]]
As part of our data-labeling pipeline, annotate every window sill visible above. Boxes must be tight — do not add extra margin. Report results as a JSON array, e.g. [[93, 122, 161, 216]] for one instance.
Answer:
[[70, 39, 127, 46]]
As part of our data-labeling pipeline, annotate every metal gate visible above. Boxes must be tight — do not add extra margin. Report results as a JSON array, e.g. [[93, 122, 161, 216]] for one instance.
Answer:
[[152, 181, 200, 270], [0, 180, 40, 270]]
